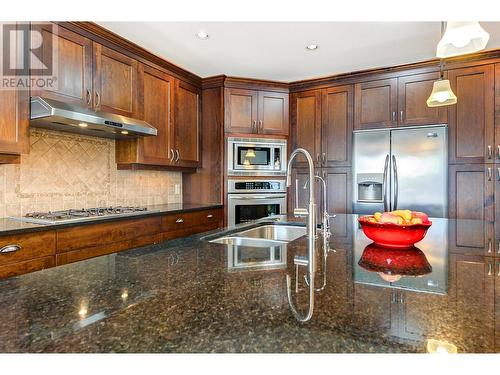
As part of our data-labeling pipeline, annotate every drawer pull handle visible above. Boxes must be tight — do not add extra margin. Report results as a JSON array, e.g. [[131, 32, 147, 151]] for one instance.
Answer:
[[488, 262, 493, 276], [207, 214, 213, 218], [0, 244, 21, 253], [488, 239, 492, 253], [175, 218, 184, 223], [488, 145, 492, 159], [487, 167, 492, 181]]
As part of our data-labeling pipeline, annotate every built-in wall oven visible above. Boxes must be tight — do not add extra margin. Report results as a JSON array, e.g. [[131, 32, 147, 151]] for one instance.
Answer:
[[227, 137, 287, 176], [227, 179, 287, 227]]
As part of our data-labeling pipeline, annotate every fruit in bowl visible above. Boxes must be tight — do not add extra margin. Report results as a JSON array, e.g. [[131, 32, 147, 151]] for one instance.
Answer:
[[359, 210, 432, 248]]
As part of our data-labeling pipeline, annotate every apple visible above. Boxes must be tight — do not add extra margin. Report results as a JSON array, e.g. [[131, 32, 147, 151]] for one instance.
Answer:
[[379, 212, 402, 224], [411, 211, 429, 223]]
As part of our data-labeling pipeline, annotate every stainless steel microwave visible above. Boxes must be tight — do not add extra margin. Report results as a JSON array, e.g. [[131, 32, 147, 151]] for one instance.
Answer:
[[227, 137, 287, 176]]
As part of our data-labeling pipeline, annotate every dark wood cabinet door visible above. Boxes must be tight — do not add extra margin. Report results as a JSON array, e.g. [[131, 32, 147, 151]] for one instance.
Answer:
[[448, 164, 495, 255], [397, 72, 447, 127], [448, 65, 494, 164], [0, 23, 29, 160], [322, 168, 352, 239], [139, 65, 173, 165], [30, 23, 93, 108], [495, 64, 500, 164], [93, 43, 140, 118], [290, 90, 321, 167], [354, 78, 397, 130], [448, 254, 495, 352], [173, 80, 201, 168], [257, 91, 289, 135], [224, 88, 258, 133], [448, 164, 494, 221], [321, 85, 353, 167], [496, 260, 500, 352]]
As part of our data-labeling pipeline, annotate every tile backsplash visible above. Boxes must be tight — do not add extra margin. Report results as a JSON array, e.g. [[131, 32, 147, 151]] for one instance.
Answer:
[[0, 128, 182, 218]]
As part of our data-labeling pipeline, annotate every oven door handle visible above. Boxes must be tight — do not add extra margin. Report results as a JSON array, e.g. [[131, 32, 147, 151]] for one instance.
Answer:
[[229, 194, 287, 200]]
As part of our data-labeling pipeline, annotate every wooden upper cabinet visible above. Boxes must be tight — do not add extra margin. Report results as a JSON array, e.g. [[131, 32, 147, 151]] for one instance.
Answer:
[[448, 65, 495, 164], [354, 78, 397, 130], [225, 88, 258, 133], [116, 64, 173, 167], [397, 72, 447, 126], [0, 23, 29, 162], [30, 24, 93, 108], [93, 43, 140, 118], [290, 90, 322, 166], [225, 87, 289, 135], [173, 80, 201, 168], [257, 91, 289, 135], [321, 85, 353, 167]]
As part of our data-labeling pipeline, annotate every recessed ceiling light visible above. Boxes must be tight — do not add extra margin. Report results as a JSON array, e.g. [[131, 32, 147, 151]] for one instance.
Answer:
[[196, 30, 209, 40], [306, 44, 319, 51]]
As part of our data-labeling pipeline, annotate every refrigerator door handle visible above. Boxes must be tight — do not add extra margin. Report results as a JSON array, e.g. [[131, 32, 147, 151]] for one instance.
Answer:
[[383, 154, 390, 211], [392, 155, 398, 210]]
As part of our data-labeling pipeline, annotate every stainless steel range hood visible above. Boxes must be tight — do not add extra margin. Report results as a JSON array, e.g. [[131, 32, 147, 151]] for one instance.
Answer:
[[30, 96, 157, 139]]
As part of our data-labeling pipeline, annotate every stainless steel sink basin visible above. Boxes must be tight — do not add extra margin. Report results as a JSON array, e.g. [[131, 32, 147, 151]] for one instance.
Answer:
[[235, 225, 306, 242], [209, 236, 286, 247]]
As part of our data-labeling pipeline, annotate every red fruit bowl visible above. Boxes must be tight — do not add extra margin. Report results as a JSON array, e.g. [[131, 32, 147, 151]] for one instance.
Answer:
[[358, 216, 432, 249]]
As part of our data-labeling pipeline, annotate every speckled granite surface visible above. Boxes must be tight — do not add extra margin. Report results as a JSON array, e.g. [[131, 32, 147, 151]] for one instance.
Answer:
[[0, 203, 223, 235], [0, 214, 498, 353]]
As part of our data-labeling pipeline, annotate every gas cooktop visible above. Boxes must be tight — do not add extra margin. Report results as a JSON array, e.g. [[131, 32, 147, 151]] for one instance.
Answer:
[[10, 206, 156, 225]]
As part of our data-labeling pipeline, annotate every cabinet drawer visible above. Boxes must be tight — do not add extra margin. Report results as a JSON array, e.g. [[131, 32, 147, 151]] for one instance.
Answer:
[[0, 256, 55, 279], [0, 231, 56, 267], [56, 216, 162, 252], [162, 209, 223, 231]]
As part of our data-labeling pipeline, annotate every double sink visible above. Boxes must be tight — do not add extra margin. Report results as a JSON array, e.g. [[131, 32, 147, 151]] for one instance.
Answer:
[[209, 224, 307, 247], [209, 223, 307, 270]]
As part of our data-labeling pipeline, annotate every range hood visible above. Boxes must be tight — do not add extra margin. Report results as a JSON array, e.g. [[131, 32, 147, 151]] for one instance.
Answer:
[[30, 96, 157, 139]]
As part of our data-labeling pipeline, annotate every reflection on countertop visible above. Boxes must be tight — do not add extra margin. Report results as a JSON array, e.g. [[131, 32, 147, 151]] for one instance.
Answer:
[[0, 214, 499, 353]]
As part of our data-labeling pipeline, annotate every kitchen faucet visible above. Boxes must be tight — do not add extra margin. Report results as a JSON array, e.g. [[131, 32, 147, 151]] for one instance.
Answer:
[[285, 148, 316, 322]]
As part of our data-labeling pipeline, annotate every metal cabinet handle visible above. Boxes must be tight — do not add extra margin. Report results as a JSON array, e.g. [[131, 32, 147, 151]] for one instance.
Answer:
[[497, 168, 500, 181], [498, 262, 500, 277], [497, 145, 500, 159], [488, 238, 492, 253], [487, 167, 492, 181], [207, 214, 213, 219], [86, 89, 91, 105], [399, 293, 404, 304], [391, 291, 397, 303], [498, 240, 500, 254], [259, 120, 263, 130], [169, 149, 175, 161], [392, 111, 396, 122], [488, 262, 493, 276], [252, 120, 257, 132], [488, 145, 492, 159], [400, 111, 403, 122], [322, 153, 326, 166], [175, 218, 184, 223], [175, 150, 180, 162], [0, 244, 21, 253], [95, 91, 101, 107], [316, 153, 320, 165]]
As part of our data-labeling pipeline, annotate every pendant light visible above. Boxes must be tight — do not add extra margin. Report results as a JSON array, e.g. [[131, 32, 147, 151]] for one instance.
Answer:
[[437, 22, 490, 58], [427, 22, 458, 108]]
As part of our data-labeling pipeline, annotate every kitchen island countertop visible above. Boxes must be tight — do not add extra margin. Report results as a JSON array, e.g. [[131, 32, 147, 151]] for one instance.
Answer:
[[0, 214, 498, 353]]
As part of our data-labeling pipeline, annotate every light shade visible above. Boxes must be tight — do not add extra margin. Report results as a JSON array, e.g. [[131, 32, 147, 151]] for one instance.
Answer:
[[437, 22, 490, 58], [426, 79, 457, 107], [245, 149, 256, 158]]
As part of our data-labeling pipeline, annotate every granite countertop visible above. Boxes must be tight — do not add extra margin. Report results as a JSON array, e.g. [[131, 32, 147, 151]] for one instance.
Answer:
[[0, 214, 498, 353], [0, 203, 223, 236]]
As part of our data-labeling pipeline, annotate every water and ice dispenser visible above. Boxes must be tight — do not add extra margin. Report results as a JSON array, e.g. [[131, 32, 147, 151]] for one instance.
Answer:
[[356, 173, 384, 202]]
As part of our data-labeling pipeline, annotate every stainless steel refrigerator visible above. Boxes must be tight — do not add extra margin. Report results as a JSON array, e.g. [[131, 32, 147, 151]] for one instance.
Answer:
[[352, 125, 447, 218]]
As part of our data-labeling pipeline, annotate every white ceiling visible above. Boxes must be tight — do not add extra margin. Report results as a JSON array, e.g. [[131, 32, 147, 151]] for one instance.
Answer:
[[97, 22, 500, 82]]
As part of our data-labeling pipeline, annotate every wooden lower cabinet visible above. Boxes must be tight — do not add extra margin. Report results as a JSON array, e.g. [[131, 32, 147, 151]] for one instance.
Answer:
[[0, 208, 223, 278], [0, 231, 56, 278]]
